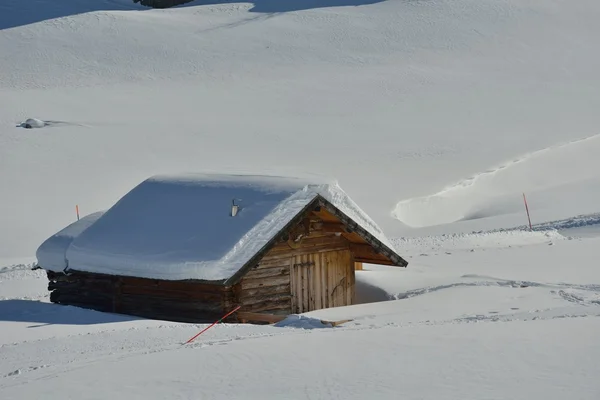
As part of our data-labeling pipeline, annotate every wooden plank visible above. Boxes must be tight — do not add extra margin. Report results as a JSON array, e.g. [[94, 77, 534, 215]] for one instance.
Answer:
[[237, 312, 287, 324], [343, 251, 351, 306], [243, 265, 289, 280], [311, 209, 339, 222], [242, 299, 292, 313], [314, 252, 322, 310], [301, 255, 308, 313], [327, 319, 353, 327], [239, 293, 291, 307], [351, 255, 356, 305], [308, 256, 315, 311], [289, 257, 296, 313], [292, 259, 298, 313], [335, 251, 343, 307], [241, 274, 290, 290], [254, 257, 293, 267], [294, 255, 300, 313], [268, 235, 350, 253], [321, 251, 328, 309], [260, 244, 351, 262], [346, 253, 353, 306], [310, 221, 345, 234], [333, 251, 341, 307], [238, 284, 290, 300], [349, 243, 394, 265], [118, 293, 225, 311], [124, 279, 228, 293], [120, 285, 223, 301], [327, 251, 334, 308], [341, 231, 369, 244]]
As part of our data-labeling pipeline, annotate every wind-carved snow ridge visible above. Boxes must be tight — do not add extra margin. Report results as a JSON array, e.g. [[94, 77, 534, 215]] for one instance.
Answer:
[[393, 134, 600, 228]]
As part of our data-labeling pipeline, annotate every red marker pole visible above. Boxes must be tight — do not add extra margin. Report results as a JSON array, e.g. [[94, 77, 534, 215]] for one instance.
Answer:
[[76, 205, 80, 221], [522, 193, 532, 230], [184, 305, 241, 344]]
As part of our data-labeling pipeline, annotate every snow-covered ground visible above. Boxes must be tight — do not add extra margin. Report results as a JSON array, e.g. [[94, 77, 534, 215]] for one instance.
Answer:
[[1, 0, 599, 398], [2, 227, 600, 398]]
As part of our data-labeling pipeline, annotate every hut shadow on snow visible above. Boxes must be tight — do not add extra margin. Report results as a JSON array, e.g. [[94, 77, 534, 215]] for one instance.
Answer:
[[0, 299, 141, 327]]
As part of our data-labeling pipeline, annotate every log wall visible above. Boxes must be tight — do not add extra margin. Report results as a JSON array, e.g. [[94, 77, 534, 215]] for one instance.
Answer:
[[237, 256, 292, 315], [47, 271, 233, 323]]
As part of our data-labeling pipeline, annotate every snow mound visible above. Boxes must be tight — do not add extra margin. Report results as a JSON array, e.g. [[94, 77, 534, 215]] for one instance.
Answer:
[[38, 174, 399, 281], [19, 118, 46, 129], [274, 315, 332, 329]]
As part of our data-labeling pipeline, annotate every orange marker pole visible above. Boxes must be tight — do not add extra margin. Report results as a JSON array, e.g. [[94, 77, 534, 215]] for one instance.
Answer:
[[184, 305, 241, 345], [76, 205, 80, 221], [522, 193, 532, 230]]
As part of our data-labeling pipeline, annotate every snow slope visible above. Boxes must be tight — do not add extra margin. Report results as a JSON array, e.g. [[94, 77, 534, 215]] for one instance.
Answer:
[[1, 0, 600, 398], [2, 229, 600, 398], [2, 0, 600, 259]]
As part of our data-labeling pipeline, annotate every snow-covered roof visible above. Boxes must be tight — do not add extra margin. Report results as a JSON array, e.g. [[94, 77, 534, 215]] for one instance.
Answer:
[[36, 174, 403, 282]]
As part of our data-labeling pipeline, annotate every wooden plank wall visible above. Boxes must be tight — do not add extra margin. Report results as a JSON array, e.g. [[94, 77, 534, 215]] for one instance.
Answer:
[[237, 217, 360, 316], [238, 256, 292, 315], [47, 271, 232, 323], [290, 250, 354, 314]]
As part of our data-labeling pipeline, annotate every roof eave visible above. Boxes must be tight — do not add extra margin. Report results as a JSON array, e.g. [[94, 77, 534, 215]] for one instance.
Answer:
[[315, 196, 408, 268]]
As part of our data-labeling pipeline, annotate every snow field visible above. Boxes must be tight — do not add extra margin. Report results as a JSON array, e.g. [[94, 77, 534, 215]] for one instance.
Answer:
[[1, 0, 600, 398]]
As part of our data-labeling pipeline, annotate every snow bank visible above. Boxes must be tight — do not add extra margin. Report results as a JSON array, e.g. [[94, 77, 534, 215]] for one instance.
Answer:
[[274, 315, 332, 329], [39, 174, 398, 281]]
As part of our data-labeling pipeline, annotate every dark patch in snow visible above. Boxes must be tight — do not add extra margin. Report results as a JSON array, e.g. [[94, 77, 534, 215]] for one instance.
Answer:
[[0, 0, 386, 31], [16, 119, 84, 129], [274, 315, 332, 329]]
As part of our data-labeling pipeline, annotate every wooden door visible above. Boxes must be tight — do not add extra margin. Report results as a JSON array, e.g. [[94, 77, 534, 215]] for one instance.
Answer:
[[290, 250, 355, 314]]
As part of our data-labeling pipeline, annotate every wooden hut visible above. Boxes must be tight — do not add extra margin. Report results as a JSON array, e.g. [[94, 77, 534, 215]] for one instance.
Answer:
[[37, 174, 407, 324]]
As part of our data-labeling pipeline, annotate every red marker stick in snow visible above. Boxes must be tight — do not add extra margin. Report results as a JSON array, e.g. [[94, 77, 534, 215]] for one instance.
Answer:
[[523, 193, 532, 230], [184, 305, 241, 344], [76, 205, 80, 221]]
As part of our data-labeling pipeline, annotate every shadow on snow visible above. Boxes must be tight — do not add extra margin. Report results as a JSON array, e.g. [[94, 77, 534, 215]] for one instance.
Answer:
[[0, 0, 385, 30], [0, 299, 141, 327]]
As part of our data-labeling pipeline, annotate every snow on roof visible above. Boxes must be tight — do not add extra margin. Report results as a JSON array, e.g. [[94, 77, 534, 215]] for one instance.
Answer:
[[36, 174, 398, 281], [36, 211, 105, 272]]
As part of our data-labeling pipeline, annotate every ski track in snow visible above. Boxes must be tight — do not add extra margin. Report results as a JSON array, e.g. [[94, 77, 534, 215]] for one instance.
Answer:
[[428, 134, 599, 195], [393, 275, 600, 302]]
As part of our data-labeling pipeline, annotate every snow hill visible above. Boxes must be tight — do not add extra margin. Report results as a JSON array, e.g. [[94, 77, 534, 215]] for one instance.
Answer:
[[1, 0, 600, 398]]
